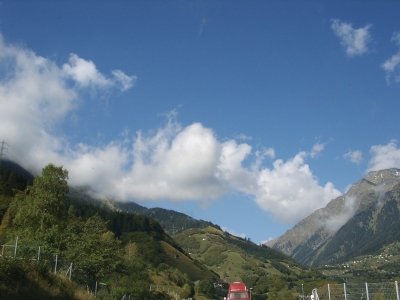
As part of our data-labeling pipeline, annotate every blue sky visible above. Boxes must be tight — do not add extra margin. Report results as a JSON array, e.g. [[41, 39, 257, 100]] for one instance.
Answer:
[[1, 1, 400, 244]]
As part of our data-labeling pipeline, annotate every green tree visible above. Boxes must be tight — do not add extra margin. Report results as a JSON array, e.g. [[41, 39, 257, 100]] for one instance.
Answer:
[[180, 283, 194, 298], [196, 279, 215, 297], [277, 288, 295, 300], [65, 214, 122, 282], [10, 164, 69, 253]]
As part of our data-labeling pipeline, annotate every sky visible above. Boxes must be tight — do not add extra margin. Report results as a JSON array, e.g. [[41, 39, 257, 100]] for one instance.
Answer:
[[1, 1, 400, 244]]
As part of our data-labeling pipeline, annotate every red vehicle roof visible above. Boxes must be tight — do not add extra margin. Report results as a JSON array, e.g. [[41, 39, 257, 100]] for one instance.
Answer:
[[227, 282, 250, 299], [229, 282, 248, 292]]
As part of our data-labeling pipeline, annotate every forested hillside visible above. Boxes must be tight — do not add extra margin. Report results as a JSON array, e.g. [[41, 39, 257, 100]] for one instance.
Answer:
[[69, 185, 220, 236], [0, 163, 219, 299], [0, 161, 339, 300]]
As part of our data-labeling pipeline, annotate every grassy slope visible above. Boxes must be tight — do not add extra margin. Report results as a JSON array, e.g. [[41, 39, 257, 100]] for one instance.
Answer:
[[175, 226, 304, 282], [0, 260, 95, 300], [317, 241, 400, 282], [161, 240, 219, 281]]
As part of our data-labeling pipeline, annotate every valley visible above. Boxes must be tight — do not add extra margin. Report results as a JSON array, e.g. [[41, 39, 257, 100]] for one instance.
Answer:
[[1, 161, 400, 299]]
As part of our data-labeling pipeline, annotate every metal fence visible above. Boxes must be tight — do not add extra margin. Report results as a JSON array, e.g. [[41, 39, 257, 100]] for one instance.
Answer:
[[1, 237, 107, 298], [313, 282, 400, 300]]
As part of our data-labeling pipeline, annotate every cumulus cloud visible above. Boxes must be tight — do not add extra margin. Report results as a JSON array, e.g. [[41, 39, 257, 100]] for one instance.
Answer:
[[0, 33, 135, 174], [367, 140, 400, 172], [344, 150, 363, 164], [382, 32, 400, 84], [248, 152, 342, 224], [62, 54, 136, 91], [62, 54, 111, 88], [0, 33, 342, 225], [331, 19, 373, 56], [112, 120, 228, 201]]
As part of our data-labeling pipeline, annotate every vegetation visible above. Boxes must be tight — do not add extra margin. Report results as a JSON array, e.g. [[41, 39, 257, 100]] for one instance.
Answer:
[[0, 257, 95, 300], [0, 163, 217, 299], [68, 185, 221, 236], [0, 161, 351, 299], [174, 227, 337, 299], [317, 241, 400, 283]]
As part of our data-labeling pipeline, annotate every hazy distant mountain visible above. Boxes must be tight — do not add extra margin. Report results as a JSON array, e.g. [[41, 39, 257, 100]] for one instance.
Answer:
[[1, 159, 34, 181], [266, 168, 400, 266]]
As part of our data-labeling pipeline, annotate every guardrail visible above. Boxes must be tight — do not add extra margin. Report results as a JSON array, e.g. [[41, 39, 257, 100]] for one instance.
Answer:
[[312, 282, 400, 300]]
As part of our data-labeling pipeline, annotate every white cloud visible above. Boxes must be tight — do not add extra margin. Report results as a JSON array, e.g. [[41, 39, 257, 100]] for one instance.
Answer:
[[62, 54, 111, 88], [0, 33, 134, 175], [344, 150, 363, 164], [331, 19, 373, 56], [343, 184, 352, 193], [221, 226, 246, 239], [367, 140, 400, 172], [112, 121, 228, 201], [261, 237, 274, 245], [311, 142, 327, 158], [248, 152, 342, 224], [0, 32, 342, 226], [112, 69, 137, 91], [62, 53, 136, 91], [324, 195, 357, 233], [382, 32, 400, 84], [234, 133, 252, 141]]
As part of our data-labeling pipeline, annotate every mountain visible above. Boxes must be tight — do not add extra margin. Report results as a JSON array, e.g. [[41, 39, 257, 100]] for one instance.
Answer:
[[0, 162, 219, 299], [173, 226, 332, 299], [68, 185, 220, 236], [266, 168, 400, 267], [1, 160, 338, 299], [1, 160, 34, 182]]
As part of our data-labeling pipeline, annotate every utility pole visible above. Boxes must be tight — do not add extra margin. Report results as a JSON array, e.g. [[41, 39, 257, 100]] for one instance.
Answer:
[[0, 140, 8, 167], [0, 140, 8, 180], [0, 140, 9, 190]]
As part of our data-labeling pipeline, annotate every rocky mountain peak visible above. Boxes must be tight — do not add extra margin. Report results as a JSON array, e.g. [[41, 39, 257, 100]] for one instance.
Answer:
[[265, 168, 400, 266]]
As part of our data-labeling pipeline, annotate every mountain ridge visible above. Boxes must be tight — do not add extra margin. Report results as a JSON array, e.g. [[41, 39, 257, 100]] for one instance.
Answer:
[[266, 168, 400, 266], [68, 185, 221, 236]]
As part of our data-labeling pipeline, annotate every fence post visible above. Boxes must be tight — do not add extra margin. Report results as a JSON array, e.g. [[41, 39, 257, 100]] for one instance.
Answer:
[[328, 284, 331, 300], [365, 282, 369, 300], [344, 283, 347, 300], [69, 263, 72, 281], [37, 246, 41, 262], [14, 236, 18, 258], [312, 288, 319, 300], [395, 281, 399, 300], [54, 255, 58, 275], [66, 263, 73, 281]]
